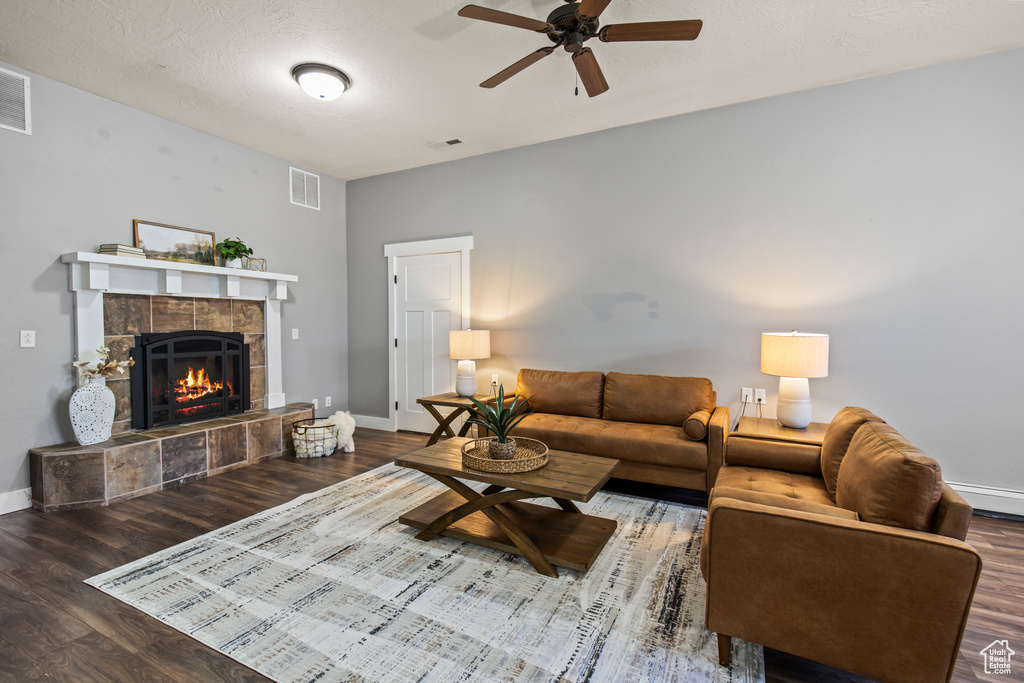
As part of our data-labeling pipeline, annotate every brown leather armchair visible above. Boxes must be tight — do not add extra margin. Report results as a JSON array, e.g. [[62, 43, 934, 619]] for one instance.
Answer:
[[700, 408, 982, 683]]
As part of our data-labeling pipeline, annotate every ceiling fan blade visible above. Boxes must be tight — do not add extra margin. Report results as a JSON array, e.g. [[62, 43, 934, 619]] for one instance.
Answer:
[[600, 19, 703, 42], [480, 47, 555, 88], [576, 0, 613, 20], [572, 48, 609, 97], [458, 5, 552, 32]]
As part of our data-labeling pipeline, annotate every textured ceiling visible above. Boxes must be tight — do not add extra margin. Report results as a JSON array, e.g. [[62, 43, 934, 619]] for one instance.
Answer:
[[1, 0, 1023, 180]]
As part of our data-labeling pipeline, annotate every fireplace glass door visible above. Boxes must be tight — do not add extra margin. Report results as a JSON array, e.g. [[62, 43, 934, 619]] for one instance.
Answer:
[[131, 331, 250, 429]]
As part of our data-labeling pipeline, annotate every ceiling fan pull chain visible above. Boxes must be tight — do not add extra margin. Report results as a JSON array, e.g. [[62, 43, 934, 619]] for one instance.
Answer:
[[575, 69, 579, 97]]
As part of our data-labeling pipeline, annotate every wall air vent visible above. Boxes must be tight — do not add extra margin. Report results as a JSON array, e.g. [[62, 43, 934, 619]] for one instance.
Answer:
[[427, 138, 463, 150], [0, 66, 31, 135], [289, 167, 320, 210]]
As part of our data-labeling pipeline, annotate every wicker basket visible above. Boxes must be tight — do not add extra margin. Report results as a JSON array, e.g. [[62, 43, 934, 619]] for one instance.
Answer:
[[461, 437, 548, 473], [292, 418, 338, 458]]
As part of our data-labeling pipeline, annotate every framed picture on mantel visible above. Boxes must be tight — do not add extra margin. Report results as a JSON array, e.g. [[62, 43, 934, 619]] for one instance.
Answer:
[[133, 219, 216, 266]]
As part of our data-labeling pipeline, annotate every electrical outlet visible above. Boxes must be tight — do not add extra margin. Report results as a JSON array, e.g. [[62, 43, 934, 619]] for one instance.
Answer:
[[312, 398, 318, 410], [20, 330, 36, 348], [325, 396, 332, 407], [491, 374, 499, 385], [755, 388, 766, 404], [741, 387, 753, 403], [292, 328, 299, 340]]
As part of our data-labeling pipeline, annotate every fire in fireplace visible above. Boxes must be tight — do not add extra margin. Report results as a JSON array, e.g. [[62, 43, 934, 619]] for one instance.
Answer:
[[130, 330, 250, 429]]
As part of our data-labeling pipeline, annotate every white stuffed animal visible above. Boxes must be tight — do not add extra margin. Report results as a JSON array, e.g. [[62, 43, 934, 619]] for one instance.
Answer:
[[325, 410, 356, 453]]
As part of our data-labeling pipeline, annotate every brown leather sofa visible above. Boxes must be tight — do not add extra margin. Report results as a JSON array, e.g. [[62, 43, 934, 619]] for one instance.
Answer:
[[496, 369, 729, 492], [700, 407, 982, 683]]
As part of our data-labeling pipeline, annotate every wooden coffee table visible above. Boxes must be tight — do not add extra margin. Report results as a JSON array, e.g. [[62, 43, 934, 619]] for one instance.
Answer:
[[394, 438, 620, 578]]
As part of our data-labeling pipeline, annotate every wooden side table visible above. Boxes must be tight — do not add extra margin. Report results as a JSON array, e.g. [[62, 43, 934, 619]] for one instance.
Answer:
[[416, 392, 494, 446], [732, 416, 828, 445]]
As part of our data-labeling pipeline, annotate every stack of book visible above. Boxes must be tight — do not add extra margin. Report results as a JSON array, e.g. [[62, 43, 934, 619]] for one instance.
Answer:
[[98, 244, 146, 258]]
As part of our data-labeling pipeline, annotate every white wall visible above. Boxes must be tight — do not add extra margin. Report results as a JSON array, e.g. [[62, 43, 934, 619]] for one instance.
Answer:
[[0, 62, 348, 505], [347, 48, 1024, 510]]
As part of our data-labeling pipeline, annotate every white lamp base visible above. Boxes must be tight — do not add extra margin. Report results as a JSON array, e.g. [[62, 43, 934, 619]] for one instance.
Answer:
[[455, 360, 477, 397], [776, 376, 812, 429]]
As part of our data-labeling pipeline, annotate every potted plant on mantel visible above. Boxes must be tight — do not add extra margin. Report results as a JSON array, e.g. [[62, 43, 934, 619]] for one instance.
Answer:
[[464, 385, 534, 460], [216, 237, 253, 268]]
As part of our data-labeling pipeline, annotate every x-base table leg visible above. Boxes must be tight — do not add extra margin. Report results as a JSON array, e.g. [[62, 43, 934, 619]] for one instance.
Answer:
[[419, 473, 560, 577], [421, 404, 474, 446]]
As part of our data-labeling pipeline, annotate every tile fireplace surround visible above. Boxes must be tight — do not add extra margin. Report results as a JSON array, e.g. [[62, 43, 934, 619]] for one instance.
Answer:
[[28, 254, 303, 512]]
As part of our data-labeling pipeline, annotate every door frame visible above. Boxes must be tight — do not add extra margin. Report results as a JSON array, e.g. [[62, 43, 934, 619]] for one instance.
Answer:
[[382, 235, 474, 432]]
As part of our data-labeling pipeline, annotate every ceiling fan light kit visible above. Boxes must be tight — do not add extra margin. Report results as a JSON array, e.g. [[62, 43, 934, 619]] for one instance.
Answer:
[[291, 63, 352, 101], [458, 0, 702, 97]]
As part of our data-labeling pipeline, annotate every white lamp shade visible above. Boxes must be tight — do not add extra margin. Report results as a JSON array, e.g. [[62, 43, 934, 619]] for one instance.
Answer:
[[449, 330, 490, 360], [761, 332, 829, 378]]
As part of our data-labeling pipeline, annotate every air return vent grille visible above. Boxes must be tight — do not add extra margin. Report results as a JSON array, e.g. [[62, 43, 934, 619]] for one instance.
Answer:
[[0, 66, 31, 135], [289, 167, 320, 210], [427, 138, 463, 150]]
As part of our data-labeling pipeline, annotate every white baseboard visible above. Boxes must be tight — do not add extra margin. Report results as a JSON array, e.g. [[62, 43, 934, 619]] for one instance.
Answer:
[[0, 488, 32, 516], [352, 414, 396, 431], [948, 481, 1024, 517]]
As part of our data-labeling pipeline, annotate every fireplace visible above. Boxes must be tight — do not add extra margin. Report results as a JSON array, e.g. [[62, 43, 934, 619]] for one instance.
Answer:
[[130, 330, 250, 429]]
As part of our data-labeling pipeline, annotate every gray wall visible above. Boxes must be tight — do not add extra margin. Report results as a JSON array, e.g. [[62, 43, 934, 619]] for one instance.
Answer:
[[347, 47, 1024, 492], [0, 62, 348, 499]]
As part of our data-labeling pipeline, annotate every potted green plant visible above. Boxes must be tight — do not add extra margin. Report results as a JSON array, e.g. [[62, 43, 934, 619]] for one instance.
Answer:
[[216, 237, 253, 268], [464, 385, 534, 460]]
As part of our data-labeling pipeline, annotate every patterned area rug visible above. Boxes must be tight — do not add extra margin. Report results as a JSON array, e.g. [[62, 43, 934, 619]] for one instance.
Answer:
[[87, 464, 764, 683]]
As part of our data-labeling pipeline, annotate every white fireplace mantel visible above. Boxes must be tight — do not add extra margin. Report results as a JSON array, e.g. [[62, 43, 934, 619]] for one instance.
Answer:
[[61, 252, 298, 408]]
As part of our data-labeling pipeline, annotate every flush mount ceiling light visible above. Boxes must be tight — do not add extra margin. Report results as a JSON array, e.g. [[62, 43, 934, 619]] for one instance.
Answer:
[[291, 63, 351, 101]]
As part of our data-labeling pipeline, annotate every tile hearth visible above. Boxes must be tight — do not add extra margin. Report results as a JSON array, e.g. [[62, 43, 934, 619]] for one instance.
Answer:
[[30, 403, 313, 512]]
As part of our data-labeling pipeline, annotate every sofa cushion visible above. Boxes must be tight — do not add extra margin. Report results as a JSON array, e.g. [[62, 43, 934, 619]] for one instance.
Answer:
[[836, 422, 943, 532], [510, 413, 708, 470], [602, 372, 714, 426], [713, 465, 834, 507], [516, 369, 605, 419], [683, 410, 711, 441], [821, 406, 886, 501], [711, 486, 859, 521]]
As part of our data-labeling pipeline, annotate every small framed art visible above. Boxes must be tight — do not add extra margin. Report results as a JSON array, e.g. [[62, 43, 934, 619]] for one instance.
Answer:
[[133, 220, 216, 266]]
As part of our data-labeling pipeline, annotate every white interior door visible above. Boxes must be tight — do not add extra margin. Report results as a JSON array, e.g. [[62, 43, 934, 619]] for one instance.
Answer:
[[395, 252, 461, 432]]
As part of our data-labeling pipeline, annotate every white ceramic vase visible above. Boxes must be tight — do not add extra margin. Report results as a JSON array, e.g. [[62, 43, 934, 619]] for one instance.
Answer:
[[69, 377, 116, 445]]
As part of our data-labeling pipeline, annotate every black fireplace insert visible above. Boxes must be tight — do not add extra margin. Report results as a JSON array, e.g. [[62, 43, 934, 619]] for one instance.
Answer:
[[130, 330, 250, 429]]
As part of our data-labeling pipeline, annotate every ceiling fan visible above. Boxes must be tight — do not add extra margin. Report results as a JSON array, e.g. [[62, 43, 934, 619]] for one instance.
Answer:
[[458, 0, 703, 97]]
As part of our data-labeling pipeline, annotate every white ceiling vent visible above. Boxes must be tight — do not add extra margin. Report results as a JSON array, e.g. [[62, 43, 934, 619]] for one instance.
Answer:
[[0, 66, 31, 135], [289, 167, 320, 210], [427, 138, 463, 150]]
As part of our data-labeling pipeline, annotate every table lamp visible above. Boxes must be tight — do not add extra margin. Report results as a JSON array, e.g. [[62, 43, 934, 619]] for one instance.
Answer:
[[449, 329, 490, 397], [760, 331, 829, 429]]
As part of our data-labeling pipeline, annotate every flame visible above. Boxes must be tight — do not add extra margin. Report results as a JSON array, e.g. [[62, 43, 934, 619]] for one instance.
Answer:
[[175, 366, 224, 403]]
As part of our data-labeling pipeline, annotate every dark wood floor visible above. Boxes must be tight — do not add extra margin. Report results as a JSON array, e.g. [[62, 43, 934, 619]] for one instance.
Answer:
[[0, 428, 1020, 682]]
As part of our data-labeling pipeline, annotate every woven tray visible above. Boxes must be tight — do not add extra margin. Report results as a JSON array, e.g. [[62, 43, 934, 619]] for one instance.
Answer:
[[461, 437, 548, 473]]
